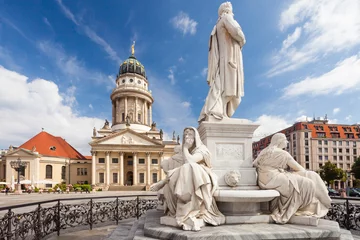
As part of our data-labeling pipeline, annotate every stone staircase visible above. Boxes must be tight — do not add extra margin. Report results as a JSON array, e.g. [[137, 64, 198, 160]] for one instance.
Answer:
[[107, 185, 146, 191]]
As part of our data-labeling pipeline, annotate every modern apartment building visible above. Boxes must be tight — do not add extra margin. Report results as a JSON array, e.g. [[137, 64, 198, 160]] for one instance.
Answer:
[[253, 118, 360, 189]]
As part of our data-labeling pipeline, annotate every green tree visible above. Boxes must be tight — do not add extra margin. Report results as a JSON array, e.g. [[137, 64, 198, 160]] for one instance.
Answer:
[[319, 161, 345, 186], [351, 157, 360, 179]]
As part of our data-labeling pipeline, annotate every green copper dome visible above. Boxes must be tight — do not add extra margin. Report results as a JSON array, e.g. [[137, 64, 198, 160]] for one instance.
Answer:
[[119, 55, 146, 78]]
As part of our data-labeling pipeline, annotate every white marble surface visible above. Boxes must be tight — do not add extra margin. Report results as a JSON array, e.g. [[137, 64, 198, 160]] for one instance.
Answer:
[[213, 189, 279, 202], [141, 210, 353, 240]]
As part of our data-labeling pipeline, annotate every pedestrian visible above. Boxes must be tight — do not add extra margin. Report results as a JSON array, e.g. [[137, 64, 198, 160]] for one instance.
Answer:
[[5, 186, 9, 195]]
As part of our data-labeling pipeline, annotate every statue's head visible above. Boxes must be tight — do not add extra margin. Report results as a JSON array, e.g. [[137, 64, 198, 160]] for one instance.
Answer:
[[218, 2, 233, 17], [183, 128, 195, 148], [270, 133, 288, 149]]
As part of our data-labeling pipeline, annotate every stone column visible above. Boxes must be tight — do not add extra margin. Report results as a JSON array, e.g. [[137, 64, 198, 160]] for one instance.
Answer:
[[119, 152, 124, 186], [125, 97, 128, 117], [146, 152, 151, 185], [91, 151, 97, 185], [159, 152, 165, 180], [144, 102, 148, 125], [112, 103, 115, 125], [142, 100, 145, 124], [135, 97, 138, 122], [149, 105, 152, 127], [115, 99, 119, 123], [105, 151, 111, 185], [133, 152, 138, 185]]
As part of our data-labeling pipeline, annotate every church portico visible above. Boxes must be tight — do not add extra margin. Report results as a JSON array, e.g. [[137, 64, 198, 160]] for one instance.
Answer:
[[89, 43, 179, 191]]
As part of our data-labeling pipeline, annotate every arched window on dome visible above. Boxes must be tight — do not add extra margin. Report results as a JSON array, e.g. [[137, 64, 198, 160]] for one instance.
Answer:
[[136, 66, 141, 74], [129, 63, 134, 72]]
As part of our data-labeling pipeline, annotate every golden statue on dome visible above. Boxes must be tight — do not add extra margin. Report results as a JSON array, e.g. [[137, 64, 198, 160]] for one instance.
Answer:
[[131, 41, 135, 55]]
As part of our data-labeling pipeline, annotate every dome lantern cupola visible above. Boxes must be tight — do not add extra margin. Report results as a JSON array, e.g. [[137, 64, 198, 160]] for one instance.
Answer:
[[119, 41, 146, 78]]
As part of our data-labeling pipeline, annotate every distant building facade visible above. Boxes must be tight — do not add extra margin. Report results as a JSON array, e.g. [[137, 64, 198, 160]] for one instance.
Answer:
[[1, 131, 91, 188], [253, 119, 360, 189], [89, 48, 179, 191]]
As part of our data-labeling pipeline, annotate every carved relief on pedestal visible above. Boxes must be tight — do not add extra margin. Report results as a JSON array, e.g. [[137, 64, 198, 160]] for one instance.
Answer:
[[216, 143, 244, 161]]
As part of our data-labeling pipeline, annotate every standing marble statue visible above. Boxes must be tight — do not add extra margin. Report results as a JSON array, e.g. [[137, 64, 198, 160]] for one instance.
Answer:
[[199, 2, 245, 122], [253, 133, 331, 224], [152, 127, 225, 231]]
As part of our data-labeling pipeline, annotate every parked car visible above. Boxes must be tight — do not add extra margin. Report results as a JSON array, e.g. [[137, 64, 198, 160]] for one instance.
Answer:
[[348, 188, 360, 197], [328, 188, 340, 196]]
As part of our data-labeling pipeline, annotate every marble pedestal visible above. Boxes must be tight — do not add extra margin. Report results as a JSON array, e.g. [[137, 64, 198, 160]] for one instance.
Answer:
[[198, 119, 277, 218], [14, 183, 23, 195]]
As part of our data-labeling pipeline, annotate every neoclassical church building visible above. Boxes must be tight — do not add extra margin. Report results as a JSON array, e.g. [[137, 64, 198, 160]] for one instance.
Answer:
[[90, 46, 179, 190]]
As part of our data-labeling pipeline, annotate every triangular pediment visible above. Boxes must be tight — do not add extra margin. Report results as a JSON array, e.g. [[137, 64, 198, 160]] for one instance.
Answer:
[[5, 148, 40, 157], [91, 129, 162, 146]]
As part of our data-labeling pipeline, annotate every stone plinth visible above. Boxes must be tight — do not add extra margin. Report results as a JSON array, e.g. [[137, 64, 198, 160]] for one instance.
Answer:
[[198, 118, 259, 189], [14, 183, 23, 195], [139, 210, 353, 240]]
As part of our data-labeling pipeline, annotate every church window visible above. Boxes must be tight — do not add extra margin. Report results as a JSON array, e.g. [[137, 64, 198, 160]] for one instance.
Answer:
[[46, 165, 53, 179], [113, 173, 118, 183], [98, 158, 105, 164], [99, 173, 104, 183], [122, 113, 125, 121], [77, 168, 87, 176], [152, 159, 158, 164], [130, 78, 134, 83], [152, 173, 157, 183], [139, 173, 145, 183], [139, 159, 145, 164], [137, 80, 141, 84], [127, 160, 133, 166], [122, 79, 125, 83], [61, 166, 66, 179], [112, 158, 118, 163], [138, 113, 141, 122], [49, 146, 56, 151]]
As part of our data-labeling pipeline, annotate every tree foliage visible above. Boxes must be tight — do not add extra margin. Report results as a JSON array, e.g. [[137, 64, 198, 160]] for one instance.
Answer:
[[351, 157, 360, 179], [319, 161, 345, 185]]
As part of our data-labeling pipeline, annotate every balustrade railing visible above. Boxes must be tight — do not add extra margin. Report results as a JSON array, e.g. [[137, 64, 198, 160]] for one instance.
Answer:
[[1, 195, 359, 240], [0, 195, 158, 240]]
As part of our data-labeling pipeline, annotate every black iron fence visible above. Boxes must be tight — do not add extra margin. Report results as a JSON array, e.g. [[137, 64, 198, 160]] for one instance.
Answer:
[[324, 197, 360, 230], [1, 195, 360, 240], [0, 195, 158, 240]]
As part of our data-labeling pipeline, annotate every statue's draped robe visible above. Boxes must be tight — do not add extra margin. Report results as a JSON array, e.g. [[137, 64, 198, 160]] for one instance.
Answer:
[[162, 128, 225, 230], [199, 14, 245, 121], [254, 149, 331, 224]]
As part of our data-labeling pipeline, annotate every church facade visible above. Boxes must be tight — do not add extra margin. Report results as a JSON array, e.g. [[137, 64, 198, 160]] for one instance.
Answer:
[[89, 47, 179, 190]]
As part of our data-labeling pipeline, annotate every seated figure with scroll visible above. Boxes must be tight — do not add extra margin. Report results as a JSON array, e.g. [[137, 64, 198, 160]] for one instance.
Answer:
[[253, 133, 331, 224], [151, 127, 225, 231]]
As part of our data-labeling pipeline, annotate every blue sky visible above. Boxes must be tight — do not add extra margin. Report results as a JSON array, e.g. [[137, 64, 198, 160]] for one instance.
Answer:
[[1, 0, 360, 154]]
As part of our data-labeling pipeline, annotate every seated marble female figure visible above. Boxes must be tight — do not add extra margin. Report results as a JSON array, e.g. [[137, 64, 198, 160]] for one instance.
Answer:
[[254, 133, 331, 224], [253, 133, 331, 224], [161, 127, 225, 231]]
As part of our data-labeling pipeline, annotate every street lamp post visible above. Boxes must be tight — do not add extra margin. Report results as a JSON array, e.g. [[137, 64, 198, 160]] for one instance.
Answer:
[[10, 157, 28, 194]]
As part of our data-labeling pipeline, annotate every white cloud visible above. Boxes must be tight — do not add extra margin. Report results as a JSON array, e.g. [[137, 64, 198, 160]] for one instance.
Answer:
[[0, 66, 104, 154], [56, 0, 121, 64], [0, 46, 21, 71], [295, 115, 311, 122], [282, 27, 302, 50], [178, 57, 185, 63], [43, 17, 52, 29], [201, 67, 208, 77], [345, 115, 352, 121], [282, 54, 360, 98], [168, 68, 176, 85], [181, 101, 191, 108], [333, 108, 340, 114], [253, 115, 291, 141], [89, 104, 93, 110], [171, 12, 198, 35], [268, 0, 360, 77], [62, 86, 77, 107], [37, 41, 113, 88]]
